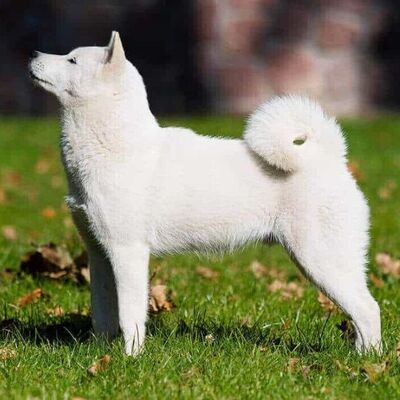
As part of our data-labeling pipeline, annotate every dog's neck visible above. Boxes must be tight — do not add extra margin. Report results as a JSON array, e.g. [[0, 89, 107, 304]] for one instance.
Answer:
[[60, 81, 158, 177]]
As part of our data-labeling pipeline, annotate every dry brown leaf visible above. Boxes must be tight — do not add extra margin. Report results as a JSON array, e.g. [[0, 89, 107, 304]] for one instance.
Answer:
[[361, 361, 387, 383], [20, 243, 89, 284], [35, 159, 50, 174], [369, 273, 384, 288], [41, 207, 57, 219], [375, 252, 400, 278], [287, 357, 300, 372], [0, 188, 7, 204], [268, 268, 287, 280], [196, 265, 219, 279], [21, 243, 73, 277], [249, 260, 286, 280], [249, 261, 268, 279], [80, 267, 90, 284], [46, 306, 65, 316], [347, 160, 364, 182], [396, 342, 400, 363], [74, 251, 90, 283], [2, 170, 21, 187], [16, 288, 44, 307], [1, 225, 17, 241], [87, 354, 111, 376], [318, 292, 338, 313], [378, 179, 397, 200], [149, 285, 174, 313], [300, 364, 313, 378], [268, 280, 304, 300], [0, 347, 16, 360]]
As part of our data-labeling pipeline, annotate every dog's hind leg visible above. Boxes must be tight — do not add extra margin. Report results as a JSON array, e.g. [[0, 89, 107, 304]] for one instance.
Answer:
[[109, 242, 150, 356], [281, 224, 381, 352]]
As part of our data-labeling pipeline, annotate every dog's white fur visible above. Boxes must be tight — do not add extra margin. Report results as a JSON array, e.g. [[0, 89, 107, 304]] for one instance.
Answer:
[[29, 31, 381, 355]]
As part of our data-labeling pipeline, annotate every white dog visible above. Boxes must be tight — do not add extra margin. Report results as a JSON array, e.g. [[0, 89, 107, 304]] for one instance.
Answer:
[[29, 31, 381, 355]]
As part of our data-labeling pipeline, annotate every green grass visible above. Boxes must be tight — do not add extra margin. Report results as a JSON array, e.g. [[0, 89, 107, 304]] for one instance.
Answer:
[[0, 115, 399, 399]]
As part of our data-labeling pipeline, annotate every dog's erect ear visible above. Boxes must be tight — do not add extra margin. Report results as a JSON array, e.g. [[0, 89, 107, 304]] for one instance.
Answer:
[[103, 31, 126, 76]]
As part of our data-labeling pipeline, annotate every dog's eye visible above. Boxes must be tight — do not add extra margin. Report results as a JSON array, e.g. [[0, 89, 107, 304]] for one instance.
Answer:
[[68, 57, 77, 65]]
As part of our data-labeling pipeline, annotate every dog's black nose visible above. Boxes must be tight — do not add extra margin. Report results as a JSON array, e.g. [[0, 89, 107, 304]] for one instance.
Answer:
[[30, 51, 40, 59]]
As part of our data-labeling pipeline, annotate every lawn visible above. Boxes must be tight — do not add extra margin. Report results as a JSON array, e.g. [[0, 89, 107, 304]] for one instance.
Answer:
[[0, 115, 399, 399]]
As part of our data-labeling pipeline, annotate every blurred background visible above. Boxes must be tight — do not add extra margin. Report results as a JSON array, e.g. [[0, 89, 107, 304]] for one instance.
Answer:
[[0, 0, 399, 116]]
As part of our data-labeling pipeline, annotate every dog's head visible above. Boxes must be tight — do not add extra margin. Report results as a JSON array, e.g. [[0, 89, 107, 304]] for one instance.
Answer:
[[29, 31, 134, 105]]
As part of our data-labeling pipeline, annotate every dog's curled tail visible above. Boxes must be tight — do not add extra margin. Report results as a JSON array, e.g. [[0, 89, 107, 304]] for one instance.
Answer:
[[244, 95, 347, 172]]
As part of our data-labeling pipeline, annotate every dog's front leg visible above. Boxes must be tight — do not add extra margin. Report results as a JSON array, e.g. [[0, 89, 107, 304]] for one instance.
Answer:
[[109, 242, 150, 356], [89, 244, 119, 339]]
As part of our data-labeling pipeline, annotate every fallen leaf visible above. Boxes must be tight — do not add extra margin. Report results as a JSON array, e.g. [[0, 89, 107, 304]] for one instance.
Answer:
[[375, 252, 400, 278], [149, 285, 174, 313], [378, 179, 397, 200], [80, 267, 90, 284], [20, 243, 89, 284], [268, 280, 304, 299], [35, 159, 50, 174], [361, 361, 387, 383], [1, 225, 17, 241], [249, 261, 268, 279], [21, 243, 73, 279], [87, 354, 111, 376], [16, 288, 44, 307], [249, 260, 286, 280], [0, 188, 7, 204], [396, 342, 400, 363], [300, 364, 313, 378], [2, 170, 21, 187], [46, 306, 65, 316], [41, 207, 57, 219], [74, 251, 90, 283], [347, 160, 364, 181], [287, 357, 300, 372], [369, 273, 384, 288], [318, 292, 338, 313], [0, 347, 16, 360], [196, 265, 219, 279]]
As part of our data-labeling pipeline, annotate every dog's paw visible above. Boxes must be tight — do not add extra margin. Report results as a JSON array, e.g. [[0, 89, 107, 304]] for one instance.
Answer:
[[124, 339, 145, 357]]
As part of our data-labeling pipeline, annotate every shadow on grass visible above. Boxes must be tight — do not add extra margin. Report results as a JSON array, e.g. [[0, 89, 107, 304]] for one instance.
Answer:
[[0, 313, 92, 345], [147, 312, 341, 354], [0, 311, 342, 354]]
